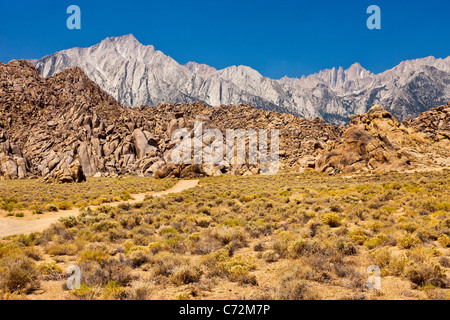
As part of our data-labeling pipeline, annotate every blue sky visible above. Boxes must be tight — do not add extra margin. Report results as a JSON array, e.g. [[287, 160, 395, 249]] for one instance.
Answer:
[[0, 0, 449, 78]]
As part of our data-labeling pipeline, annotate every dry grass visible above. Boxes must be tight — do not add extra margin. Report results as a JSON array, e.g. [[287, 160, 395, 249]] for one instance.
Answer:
[[1, 170, 449, 300], [0, 176, 177, 216]]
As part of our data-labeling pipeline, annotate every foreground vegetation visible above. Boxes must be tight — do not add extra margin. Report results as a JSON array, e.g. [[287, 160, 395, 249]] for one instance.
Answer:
[[0, 176, 177, 216], [0, 170, 449, 300]]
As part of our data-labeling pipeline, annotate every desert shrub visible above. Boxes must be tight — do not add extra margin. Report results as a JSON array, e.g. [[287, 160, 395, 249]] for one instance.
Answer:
[[120, 191, 132, 201], [439, 257, 450, 268], [125, 280, 152, 300], [253, 242, 266, 252], [322, 213, 342, 227], [388, 254, 410, 276], [1, 203, 14, 212], [434, 201, 450, 211], [272, 268, 318, 300], [330, 204, 344, 213], [21, 246, 42, 260], [334, 239, 357, 256], [159, 226, 178, 236], [364, 221, 384, 232], [369, 248, 392, 269], [173, 292, 194, 300], [404, 263, 447, 288], [202, 248, 230, 267], [127, 250, 151, 268], [46, 204, 59, 212], [46, 243, 78, 256], [101, 281, 128, 300], [440, 218, 450, 229], [261, 250, 279, 263], [406, 247, 441, 264], [79, 249, 110, 264], [399, 221, 419, 233], [37, 262, 64, 277], [78, 258, 134, 287], [147, 242, 163, 254], [55, 201, 73, 210], [118, 202, 131, 211], [348, 228, 369, 245], [220, 255, 255, 282], [414, 228, 439, 242], [397, 234, 422, 249], [364, 234, 387, 249], [152, 252, 189, 277], [92, 220, 118, 232], [0, 255, 39, 293], [70, 284, 101, 300], [437, 234, 450, 248], [271, 236, 292, 258], [210, 227, 247, 247], [169, 265, 203, 285], [59, 216, 78, 228], [288, 239, 307, 258]]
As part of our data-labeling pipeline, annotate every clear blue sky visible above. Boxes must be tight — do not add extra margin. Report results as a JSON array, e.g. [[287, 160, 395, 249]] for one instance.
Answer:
[[0, 0, 449, 78]]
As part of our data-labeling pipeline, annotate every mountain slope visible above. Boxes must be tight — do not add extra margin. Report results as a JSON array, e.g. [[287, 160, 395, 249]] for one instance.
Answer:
[[33, 35, 450, 124]]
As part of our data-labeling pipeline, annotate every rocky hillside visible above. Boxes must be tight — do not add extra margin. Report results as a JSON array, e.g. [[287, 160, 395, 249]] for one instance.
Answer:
[[0, 60, 342, 181], [403, 102, 450, 141], [315, 105, 450, 174], [33, 34, 450, 124]]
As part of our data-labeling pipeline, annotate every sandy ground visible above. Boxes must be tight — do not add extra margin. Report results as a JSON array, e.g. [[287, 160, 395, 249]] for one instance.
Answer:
[[0, 179, 199, 238]]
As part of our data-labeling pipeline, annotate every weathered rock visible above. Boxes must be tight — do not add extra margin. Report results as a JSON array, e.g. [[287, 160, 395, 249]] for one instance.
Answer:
[[1, 60, 448, 180], [45, 162, 86, 183], [133, 129, 152, 159], [316, 105, 450, 173]]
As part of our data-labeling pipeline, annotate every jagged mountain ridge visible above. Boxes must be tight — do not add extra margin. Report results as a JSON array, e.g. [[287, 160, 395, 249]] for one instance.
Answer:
[[32, 34, 450, 124]]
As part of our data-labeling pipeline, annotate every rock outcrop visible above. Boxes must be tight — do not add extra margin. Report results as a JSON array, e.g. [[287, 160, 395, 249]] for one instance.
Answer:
[[0, 60, 342, 180], [403, 102, 450, 141], [44, 162, 86, 184], [315, 105, 450, 174]]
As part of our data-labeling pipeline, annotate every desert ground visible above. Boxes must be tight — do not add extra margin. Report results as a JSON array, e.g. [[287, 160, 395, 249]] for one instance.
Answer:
[[0, 170, 449, 300]]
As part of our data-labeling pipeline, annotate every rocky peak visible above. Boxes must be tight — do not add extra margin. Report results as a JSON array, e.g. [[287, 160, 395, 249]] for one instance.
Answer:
[[185, 61, 217, 77], [31, 36, 450, 124]]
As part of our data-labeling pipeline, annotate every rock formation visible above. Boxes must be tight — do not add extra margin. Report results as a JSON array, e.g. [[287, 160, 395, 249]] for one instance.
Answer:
[[1, 59, 449, 180], [315, 105, 450, 174], [0, 59, 342, 180]]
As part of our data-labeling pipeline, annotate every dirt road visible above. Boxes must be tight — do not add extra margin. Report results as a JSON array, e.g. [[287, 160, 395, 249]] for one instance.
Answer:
[[0, 179, 199, 238]]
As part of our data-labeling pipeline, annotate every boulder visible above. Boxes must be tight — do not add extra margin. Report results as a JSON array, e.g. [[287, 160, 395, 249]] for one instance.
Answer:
[[45, 162, 86, 184]]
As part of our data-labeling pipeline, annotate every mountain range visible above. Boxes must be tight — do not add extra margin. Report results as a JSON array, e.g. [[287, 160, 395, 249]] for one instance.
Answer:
[[1, 59, 449, 181], [31, 34, 450, 124]]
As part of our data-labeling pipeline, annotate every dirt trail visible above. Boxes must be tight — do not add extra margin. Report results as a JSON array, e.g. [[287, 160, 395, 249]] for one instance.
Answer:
[[0, 179, 199, 238]]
